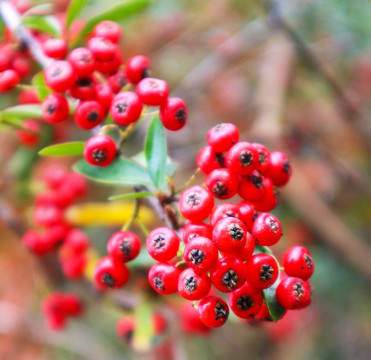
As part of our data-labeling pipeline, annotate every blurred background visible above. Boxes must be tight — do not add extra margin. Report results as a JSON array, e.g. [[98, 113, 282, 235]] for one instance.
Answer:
[[0, 0, 371, 359]]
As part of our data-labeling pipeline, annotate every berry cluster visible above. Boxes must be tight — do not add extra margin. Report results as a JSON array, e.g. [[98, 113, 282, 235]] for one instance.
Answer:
[[22, 164, 90, 279], [145, 123, 314, 328], [42, 292, 83, 330]]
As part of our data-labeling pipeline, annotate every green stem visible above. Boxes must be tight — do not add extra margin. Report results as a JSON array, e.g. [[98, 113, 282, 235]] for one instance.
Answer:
[[176, 168, 201, 194], [136, 217, 150, 237], [122, 196, 141, 231]]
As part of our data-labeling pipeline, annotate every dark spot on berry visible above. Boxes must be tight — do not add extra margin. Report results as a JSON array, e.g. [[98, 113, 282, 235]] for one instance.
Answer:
[[266, 216, 280, 233], [228, 223, 244, 240], [141, 68, 149, 79], [115, 100, 127, 114], [212, 181, 228, 197], [47, 104, 56, 115], [252, 211, 259, 221], [236, 295, 255, 310], [250, 173, 264, 189], [282, 160, 291, 174], [186, 192, 200, 207], [225, 210, 238, 218], [175, 108, 186, 123], [188, 249, 205, 265], [184, 276, 198, 292], [153, 275, 165, 290], [214, 301, 228, 321], [77, 78, 92, 87], [239, 150, 253, 166], [258, 149, 268, 164], [119, 239, 131, 255], [222, 269, 238, 290], [149, 79, 160, 89], [214, 123, 225, 132], [293, 281, 305, 300], [51, 68, 63, 78], [259, 264, 274, 282], [92, 149, 106, 163], [102, 273, 116, 287], [215, 152, 226, 167], [87, 110, 99, 122], [188, 233, 198, 240], [304, 254, 313, 269], [152, 234, 165, 249], [117, 76, 127, 88]]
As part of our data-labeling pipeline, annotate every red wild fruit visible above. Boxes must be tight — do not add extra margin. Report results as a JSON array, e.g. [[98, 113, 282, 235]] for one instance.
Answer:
[[206, 168, 238, 199], [33, 204, 64, 227], [268, 151, 292, 187], [70, 77, 96, 100], [209, 202, 241, 227], [212, 217, 247, 253], [136, 77, 169, 106], [64, 229, 89, 254], [93, 255, 129, 290], [61, 253, 87, 279], [67, 47, 96, 77], [110, 91, 143, 125], [276, 277, 312, 310], [184, 236, 218, 272], [84, 134, 117, 167], [196, 146, 224, 175], [125, 55, 150, 84], [107, 70, 127, 93], [146, 227, 180, 262], [93, 20, 122, 43], [238, 170, 266, 202], [198, 296, 229, 328], [12, 56, 31, 77], [181, 222, 212, 244], [221, 231, 255, 262], [283, 246, 314, 280], [44, 60, 76, 93], [238, 201, 257, 232], [0, 69, 20, 92], [75, 100, 105, 129], [226, 142, 259, 176], [94, 47, 122, 74], [22, 230, 53, 256], [180, 303, 211, 335], [228, 283, 263, 319], [160, 97, 187, 131], [41, 93, 69, 123], [95, 83, 113, 111], [245, 253, 279, 290], [16, 119, 40, 147], [148, 262, 180, 295], [178, 267, 211, 300], [206, 123, 239, 152], [42, 38, 67, 59], [107, 230, 141, 263], [87, 37, 117, 61], [252, 213, 282, 246], [251, 143, 271, 175], [253, 177, 278, 212]]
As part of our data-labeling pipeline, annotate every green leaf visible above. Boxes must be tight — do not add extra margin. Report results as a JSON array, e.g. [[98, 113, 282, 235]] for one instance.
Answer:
[[145, 114, 167, 190], [0, 105, 42, 119], [66, 0, 89, 29], [22, 16, 61, 37], [132, 300, 154, 352], [72, 0, 149, 45], [132, 151, 177, 177], [253, 244, 273, 255], [73, 157, 153, 186], [262, 279, 286, 322], [32, 72, 51, 101], [39, 142, 85, 156], [108, 191, 154, 201]]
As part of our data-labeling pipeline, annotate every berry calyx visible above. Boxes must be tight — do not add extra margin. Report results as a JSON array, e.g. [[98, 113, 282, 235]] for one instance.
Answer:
[[276, 277, 312, 310], [206, 123, 239, 152], [93, 256, 129, 290], [245, 253, 279, 290], [206, 168, 238, 199], [252, 213, 282, 246], [110, 91, 143, 125], [146, 227, 180, 261], [136, 77, 169, 106], [212, 217, 247, 253], [148, 262, 180, 295], [228, 283, 263, 319], [84, 134, 116, 167], [125, 55, 150, 84], [178, 267, 211, 300], [184, 236, 218, 272], [75, 100, 105, 129], [41, 93, 69, 123], [198, 296, 229, 328], [44, 60, 76, 93], [107, 230, 141, 263], [283, 246, 314, 280], [160, 97, 187, 131]]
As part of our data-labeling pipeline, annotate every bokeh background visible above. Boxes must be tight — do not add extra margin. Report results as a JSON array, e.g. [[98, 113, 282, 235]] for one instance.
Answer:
[[0, 0, 371, 359]]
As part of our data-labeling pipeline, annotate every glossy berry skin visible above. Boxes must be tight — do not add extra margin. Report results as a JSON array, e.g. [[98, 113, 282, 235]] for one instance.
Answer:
[[179, 185, 214, 222], [64, 229, 89, 254], [16, 119, 40, 147], [283, 246, 314, 280], [238, 201, 257, 232], [70, 77, 96, 100], [212, 217, 247, 253], [178, 267, 211, 300], [107, 230, 141, 263], [94, 48, 122, 74], [251, 143, 271, 175], [146, 227, 180, 262], [42, 38, 67, 59], [107, 70, 127, 93], [95, 83, 113, 111], [160, 97, 187, 131], [196, 146, 223, 175], [110, 91, 143, 125], [228, 283, 263, 319], [67, 47, 95, 77], [210, 257, 247, 292], [125, 55, 150, 84], [22, 230, 52, 256], [93, 256, 129, 290], [253, 177, 277, 212], [252, 213, 282, 246], [75, 100, 105, 129], [181, 222, 211, 244], [245, 253, 279, 290], [198, 296, 229, 328], [116, 316, 135, 341], [41, 93, 69, 123], [226, 142, 259, 176], [184, 236, 218, 272], [62, 254, 87, 279], [136, 77, 169, 106], [268, 151, 292, 186], [93, 21, 122, 43], [206, 123, 239, 152], [33, 204, 63, 227], [148, 262, 180, 295], [12, 56, 31, 77], [44, 60, 76, 93], [276, 277, 312, 310], [206, 168, 238, 200], [209, 202, 241, 227], [87, 37, 117, 61], [84, 134, 116, 167], [238, 170, 266, 202], [0, 69, 20, 91], [180, 303, 211, 335], [222, 231, 255, 262]]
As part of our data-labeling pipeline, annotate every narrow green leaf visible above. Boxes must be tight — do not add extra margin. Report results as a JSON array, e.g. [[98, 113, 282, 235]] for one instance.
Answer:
[[145, 114, 167, 190], [132, 151, 177, 177], [66, 0, 89, 29], [32, 72, 51, 101], [108, 191, 154, 201], [253, 244, 273, 255], [22, 16, 61, 37], [73, 157, 153, 186], [39, 142, 85, 156], [1, 105, 42, 119], [262, 279, 286, 322]]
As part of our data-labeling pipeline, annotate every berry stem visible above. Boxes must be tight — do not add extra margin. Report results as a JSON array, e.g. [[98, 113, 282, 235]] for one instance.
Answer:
[[176, 168, 201, 194], [121, 188, 142, 231]]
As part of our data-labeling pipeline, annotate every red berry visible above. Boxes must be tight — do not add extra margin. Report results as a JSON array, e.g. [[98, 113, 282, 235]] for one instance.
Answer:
[[93, 21, 122, 43], [146, 227, 180, 262], [196, 146, 224, 175], [67, 47, 95, 77], [238, 201, 257, 232], [62, 294, 83, 316], [22, 230, 52, 256], [116, 316, 135, 341], [94, 48, 122, 74], [253, 177, 278, 212], [268, 151, 292, 186], [148, 262, 180, 295], [209, 202, 241, 227], [95, 83, 113, 111], [179, 185, 214, 222], [41, 93, 69, 123], [180, 303, 211, 335], [152, 312, 167, 335], [228, 283, 263, 319], [84, 134, 116, 167], [206, 123, 239, 152], [75, 100, 105, 129], [125, 55, 150, 84], [238, 170, 266, 202], [87, 37, 117, 61], [210, 257, 247, 292], [107, 230, 141, 263], [245, 253, 279, 289], [178, 267, 211, 300], [33, 204, 64, 227], [136, 77, 169, 106], [206, 168, 238, 199], [0, 44, 13, 71], [93, 255, 129, 289], [12, 56, 31, 77], [16, 119, 40, 147], [252, 213, 282, 246], [70, 77, 96, 100], [254, 303, 272, 321], [221, 231, 255, 262], [42, 38, 67, 59], [0, 69, 20, 92], [283, 246, 314, 280], [184, 236, 218, 272], [212, 217, 247, 253], [62, 253, 87, 279], [64, 229, 89, 254], [18, 88, 40, 104], [110, 91, 143, 125], [159, 97, 187, 131], [251, 143, 271, 175], [198, 296, 229, 328], [44, 60, 76, 92], [107, 70, 127, 93], [60, 172, 87, 198], [226, 142, 259, 176], [181, 222, 211, 244], [276, 277, 312, 310]]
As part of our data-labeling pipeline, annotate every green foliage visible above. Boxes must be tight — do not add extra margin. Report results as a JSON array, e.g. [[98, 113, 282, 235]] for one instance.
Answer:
[[0, 104, 42, 119], [32, 72, 51, 101], [22, 15, 61, 37], [66, 0, 90, 29], [39, 142, 85, 156]]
